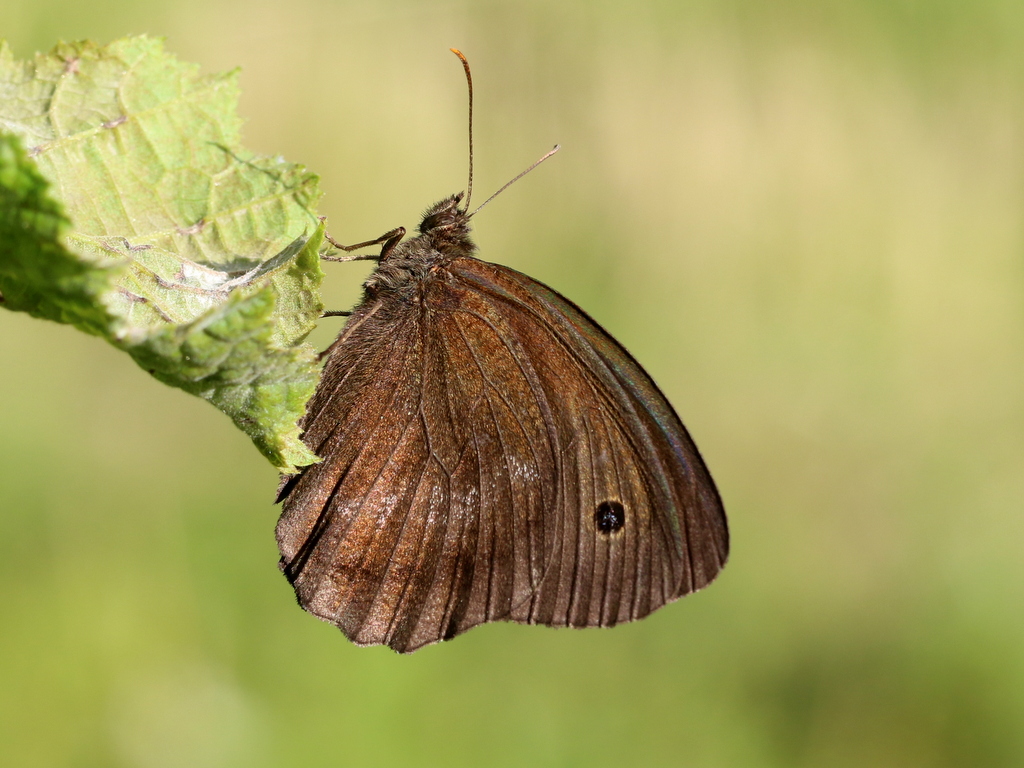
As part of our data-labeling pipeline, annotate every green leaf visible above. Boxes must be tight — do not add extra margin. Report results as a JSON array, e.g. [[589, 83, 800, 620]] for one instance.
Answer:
[[0, 36, 325, 471]]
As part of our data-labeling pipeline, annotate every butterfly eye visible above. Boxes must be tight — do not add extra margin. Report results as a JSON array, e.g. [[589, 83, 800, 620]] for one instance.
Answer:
[[594, 501, 626, 534]]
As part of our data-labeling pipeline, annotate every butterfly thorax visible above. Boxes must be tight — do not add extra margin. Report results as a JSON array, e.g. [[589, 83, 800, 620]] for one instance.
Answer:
[[362, 194, 477, 301]]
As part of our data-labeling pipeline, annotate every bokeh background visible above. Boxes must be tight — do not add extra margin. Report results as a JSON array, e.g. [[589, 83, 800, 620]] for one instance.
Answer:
[[2, 1, 1023, 766]]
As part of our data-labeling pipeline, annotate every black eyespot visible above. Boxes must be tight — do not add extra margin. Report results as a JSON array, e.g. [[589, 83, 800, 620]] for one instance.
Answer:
[[594, 501, 625, 534]]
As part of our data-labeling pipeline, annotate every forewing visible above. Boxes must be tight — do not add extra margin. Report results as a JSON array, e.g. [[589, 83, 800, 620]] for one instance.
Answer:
[[447, 258, 729, 629]]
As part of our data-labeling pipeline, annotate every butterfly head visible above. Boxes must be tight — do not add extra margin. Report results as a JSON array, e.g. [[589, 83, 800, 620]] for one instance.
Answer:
[[419, 193, 470, 233], [417, 192, 476, 259]]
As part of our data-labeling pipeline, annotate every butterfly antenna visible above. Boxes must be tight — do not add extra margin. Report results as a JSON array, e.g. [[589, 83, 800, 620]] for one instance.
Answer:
[[451, 48, 474, 211], [470, 144, 560, 217]]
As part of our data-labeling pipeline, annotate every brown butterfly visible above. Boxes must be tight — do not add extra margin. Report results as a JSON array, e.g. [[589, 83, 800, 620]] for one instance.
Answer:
[[274, 51, 728, 653]]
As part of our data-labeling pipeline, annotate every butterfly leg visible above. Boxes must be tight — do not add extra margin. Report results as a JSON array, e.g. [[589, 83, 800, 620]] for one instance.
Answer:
[[321, 225, 407, 262], [316, 310, 355, 360], [318, 225, 406, 320]]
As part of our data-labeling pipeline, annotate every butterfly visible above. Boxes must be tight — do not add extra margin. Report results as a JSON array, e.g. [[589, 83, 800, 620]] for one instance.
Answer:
[[274, 51, 728, 653]]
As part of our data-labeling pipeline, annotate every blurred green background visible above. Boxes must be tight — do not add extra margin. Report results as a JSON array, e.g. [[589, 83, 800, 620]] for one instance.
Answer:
[[2, 1, 1023, 766]]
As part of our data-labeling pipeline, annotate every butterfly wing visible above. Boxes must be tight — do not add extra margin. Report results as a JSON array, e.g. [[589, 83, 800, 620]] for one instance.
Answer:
[[446, 259, 728, 629], [276, 293, 556, 653], [276, 258, 728, 653]]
